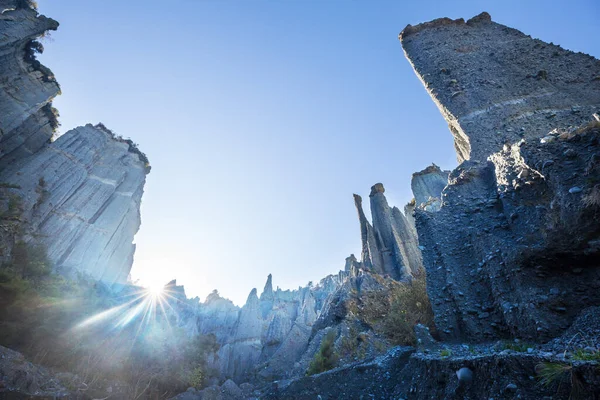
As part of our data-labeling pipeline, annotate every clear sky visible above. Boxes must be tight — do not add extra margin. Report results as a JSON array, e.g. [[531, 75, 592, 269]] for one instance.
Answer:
[[37, 0, 599, 305]]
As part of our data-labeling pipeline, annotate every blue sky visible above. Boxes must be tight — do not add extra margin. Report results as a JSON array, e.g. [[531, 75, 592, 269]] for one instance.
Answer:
[[38, 0, 599, 305]]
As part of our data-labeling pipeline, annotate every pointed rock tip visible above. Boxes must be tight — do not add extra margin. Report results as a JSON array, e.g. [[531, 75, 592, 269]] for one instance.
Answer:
[[369, 183, 385, 197], [399, 12, 492, 41]]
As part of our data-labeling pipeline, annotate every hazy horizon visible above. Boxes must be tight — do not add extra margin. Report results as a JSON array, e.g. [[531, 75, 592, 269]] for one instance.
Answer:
[[37, 0, 599, 305]]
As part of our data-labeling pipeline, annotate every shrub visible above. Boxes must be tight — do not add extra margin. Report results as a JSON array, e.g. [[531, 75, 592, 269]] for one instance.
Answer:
[[381, 273, 435, 346], [307, 330, 338, 376]]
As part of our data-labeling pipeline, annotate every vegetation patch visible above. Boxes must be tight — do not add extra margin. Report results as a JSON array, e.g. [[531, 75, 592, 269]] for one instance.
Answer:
[[307, 330, 339, 376]]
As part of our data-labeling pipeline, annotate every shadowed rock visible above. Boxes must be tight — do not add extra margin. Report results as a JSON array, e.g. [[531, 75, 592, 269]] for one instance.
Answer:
[[403, 13, 600, 342], [0, 3, 60, 169]]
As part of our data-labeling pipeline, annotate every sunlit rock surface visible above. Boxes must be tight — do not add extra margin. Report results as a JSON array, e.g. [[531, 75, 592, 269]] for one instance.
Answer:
[[353, 183, 423, 280], [401, 12, 600, 163], [0, 124, 148, 285], [0, 2, 60, 169], [411, 164, 449, 211]]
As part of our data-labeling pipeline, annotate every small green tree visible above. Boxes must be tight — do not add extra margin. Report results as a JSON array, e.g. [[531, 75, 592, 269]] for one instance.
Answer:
[[307, 330, 338, 375]]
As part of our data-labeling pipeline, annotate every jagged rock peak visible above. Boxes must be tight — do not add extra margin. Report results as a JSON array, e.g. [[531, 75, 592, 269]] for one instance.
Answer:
[[369, 182, 385, 197], [261, 274, 274, 300], [0, 124, 148, 285], [400, 11, 600, 162], [399, 11, 492, 39], [0, 2, 61, 169], [245, 288, 259, 306], [353, 184, 424, 280]]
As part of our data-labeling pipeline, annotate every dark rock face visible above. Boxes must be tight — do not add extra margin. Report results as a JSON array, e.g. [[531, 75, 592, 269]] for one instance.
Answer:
[[401, 12, 600, 163], [403, 13, 600, 343], [353, 183, 423, 280], [0, 3, 60, 169]]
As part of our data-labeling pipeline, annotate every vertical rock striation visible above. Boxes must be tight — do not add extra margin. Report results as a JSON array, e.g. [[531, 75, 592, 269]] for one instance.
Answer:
[[411, 164, 449, 211], [353, 183, 423, 280], [402, 13, 600, 341], [400, 12, 600, 163], [212, 274, 344, 383], [0, 2, 60, 168], [0, 124, 149, 285]]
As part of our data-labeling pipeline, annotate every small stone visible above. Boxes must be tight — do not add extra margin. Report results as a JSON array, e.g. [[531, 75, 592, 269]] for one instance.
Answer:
[[456, 367, 473, 383], [563, 148, 577, 158], [506, 383, 518, 392], [527, 348, 534, 353], [569, 187, 582, 194]]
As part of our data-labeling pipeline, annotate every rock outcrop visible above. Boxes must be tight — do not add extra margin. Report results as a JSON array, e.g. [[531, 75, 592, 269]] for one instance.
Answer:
[[353, 183, 423, 280], [0, 3, 149, 286], [0, 2, 60, 169], [0, 124, 148, 285], [400, 12, 600, 163], [402, 13, 600, 342], [411, 164, 449, 211]]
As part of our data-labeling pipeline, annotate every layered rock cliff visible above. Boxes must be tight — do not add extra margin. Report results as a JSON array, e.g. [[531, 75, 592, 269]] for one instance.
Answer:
[[0, 1, 60, 169], [0, 124, 148, 284], [402, 13, 600, 342], [0, 3, 148, 285]]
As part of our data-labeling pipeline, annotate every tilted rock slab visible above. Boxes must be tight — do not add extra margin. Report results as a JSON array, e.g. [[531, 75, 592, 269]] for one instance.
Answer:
[[401, 12, 600, 163], [402, 13, 600, 341], [0, 124, 148, 285], [0, 2, 60, 169]]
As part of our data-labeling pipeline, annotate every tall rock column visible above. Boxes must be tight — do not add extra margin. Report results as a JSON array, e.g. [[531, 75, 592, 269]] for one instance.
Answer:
[[400, 12, 600, 163], [402, 12, 600, 341], [353, 183, 423, 280]]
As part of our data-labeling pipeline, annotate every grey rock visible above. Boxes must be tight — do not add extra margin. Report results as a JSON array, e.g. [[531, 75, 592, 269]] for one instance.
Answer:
[[400, 12, 600, 163], [411, 164, 449, 212], [353, 184, 423, 280], [404, 13, 600, 342], [456, 367, 473, 383], [0, 124, 148, 285], [0, 5, 60, 169]]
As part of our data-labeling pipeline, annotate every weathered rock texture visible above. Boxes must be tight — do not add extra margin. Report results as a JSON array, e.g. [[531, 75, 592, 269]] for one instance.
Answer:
[[0, 3, 149, 285], [0, 1, 60, 169], [401, 12, 600, 163], [354, 183, 423, 280], [411, 163, 449, 211], [402, 13, 600, 342], [0, 124, 148, 284]]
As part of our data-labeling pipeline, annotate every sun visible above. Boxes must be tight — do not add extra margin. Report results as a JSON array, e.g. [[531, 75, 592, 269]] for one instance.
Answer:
[[146, 282, 165, 298]]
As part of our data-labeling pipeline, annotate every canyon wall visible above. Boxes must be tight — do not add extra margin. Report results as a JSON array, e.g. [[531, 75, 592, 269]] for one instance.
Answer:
[[0, 3, 148, 286], [402, 12, 600, 342], [0, 124, 148, 284]]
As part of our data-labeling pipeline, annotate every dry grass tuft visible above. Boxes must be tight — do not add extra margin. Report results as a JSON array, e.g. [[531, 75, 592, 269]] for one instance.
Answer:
[[582, 185, 600, 208]]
